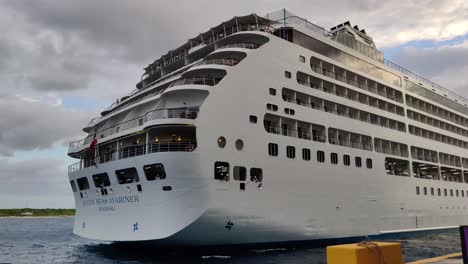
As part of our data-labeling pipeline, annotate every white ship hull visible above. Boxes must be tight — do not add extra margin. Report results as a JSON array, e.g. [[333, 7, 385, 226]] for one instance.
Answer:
[[68, 11, 468, 245]]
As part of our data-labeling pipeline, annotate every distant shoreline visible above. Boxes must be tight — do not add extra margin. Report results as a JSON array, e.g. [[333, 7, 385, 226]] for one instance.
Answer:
[[0, 215, 74, 218], [0, 209, 75, 218]]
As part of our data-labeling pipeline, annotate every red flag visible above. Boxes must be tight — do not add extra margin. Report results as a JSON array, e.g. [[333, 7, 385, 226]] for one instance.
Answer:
[[89, 138, 98, 152]]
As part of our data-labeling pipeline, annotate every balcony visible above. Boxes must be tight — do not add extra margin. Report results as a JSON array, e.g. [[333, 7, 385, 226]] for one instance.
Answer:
[[68, 140, 197, 173], [197, 58, 240, 67], [218, 42, 260, 49], [168, 77, 222, 87], [68, 107, 199, 154]]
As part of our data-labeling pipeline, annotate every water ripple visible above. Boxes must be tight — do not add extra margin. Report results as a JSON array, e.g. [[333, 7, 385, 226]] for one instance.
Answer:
[[0, 217, 462, 264]]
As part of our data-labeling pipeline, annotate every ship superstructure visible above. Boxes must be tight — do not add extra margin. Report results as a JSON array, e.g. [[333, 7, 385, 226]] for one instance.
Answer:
[[67, 9, 468, 245]]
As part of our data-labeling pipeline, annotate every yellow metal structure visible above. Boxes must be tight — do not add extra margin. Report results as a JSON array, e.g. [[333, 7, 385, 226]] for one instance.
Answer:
[[327, 242, 404, 264]]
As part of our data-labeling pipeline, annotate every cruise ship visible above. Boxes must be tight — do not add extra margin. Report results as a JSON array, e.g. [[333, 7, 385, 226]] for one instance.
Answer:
[[67, 9, 468, 246]]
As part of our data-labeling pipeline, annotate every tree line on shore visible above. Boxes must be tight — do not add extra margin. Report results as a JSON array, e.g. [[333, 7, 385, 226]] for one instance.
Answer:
[[0, 208, 75, 216]]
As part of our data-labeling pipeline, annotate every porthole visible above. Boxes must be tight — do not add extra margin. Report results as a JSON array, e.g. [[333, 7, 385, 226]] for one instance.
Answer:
[[217, 136, 226, 148], [235, 139, 244, 150]]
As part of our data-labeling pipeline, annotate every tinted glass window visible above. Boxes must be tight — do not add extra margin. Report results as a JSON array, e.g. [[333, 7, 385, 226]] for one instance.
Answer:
[[143, 163, 166, 181], [234, 166, 247, 181], [286, 146, 296, 159], [302, 148, 311, 161], [77, 177, 90, 191], [70, 181, 77, 192], [214, 161, 229, 181], [343, 155, 350, 166], [268, 143, 278, 156], [355, 157, 362, 167], [115, 168, 139, 184], [93, 173, 111, 187], [331, 153, 338, 164], [317, 151, 325, 163], [250, 168, 263, 182]]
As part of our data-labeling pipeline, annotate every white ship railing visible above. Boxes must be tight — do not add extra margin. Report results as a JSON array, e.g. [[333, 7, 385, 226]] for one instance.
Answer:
[[218, 42, 260, 49], [282, 98, 405, 132], [69, 107, 199, 153], [264, 125, 326, 143], [384, 59, 468, 105], [168, 77, 222, 87], [196, 58, 240, 67], [310, 64, 402, 103], [295, 79, 404, 116], [68, 141, 197, 173]]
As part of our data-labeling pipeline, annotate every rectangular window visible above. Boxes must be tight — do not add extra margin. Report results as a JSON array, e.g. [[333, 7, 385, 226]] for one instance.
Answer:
[[450, 189, 454, 197], [250, 168, 263, 182], [366, 158, 373, 169], [444, 189, 447, 196], [299, 55, 305, 63], [286, 146, 296, 159], [143, 163, 166, 181], [302, 148, 311, 161], [355, 157, 362, 167], [214, 161, 229, 181], [438, 188, 441, 196], [70, 181, 77, 192], [463, 190, 465, 197], [77, 177, 90, 191], [285, 71, 292, 78], [269, 88, 276, 95], [423, 187, 427, 195], [267, 103, 278, 111], [249, 115, 258, 123], [92, 173, 111, 188], [116, 168, 139, 184], [416, 186, 420, 195], [343, 155, 350, 166], [385, 157, 410, 177], [331, 153, 338, 164], [234, 166, 247, 181], [431, 188, 434, 196], [317, 151, 325, 163], [268, 143, 278, 156], [456, 190, 459, 197]]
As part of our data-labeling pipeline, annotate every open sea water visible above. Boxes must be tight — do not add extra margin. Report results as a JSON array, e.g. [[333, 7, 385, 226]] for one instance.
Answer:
[[0, 217, 462, 264]]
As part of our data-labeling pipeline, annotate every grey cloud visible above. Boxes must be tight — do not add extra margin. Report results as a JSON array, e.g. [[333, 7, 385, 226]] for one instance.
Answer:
[[0, 95, 91, 156], [0, 0, 466, 96]]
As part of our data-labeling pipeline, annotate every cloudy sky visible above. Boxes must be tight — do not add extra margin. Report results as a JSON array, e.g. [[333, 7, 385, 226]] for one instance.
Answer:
[[1, 0, 467, 208]]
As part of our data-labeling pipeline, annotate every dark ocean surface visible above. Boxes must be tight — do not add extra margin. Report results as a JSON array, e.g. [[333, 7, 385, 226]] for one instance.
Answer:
[[0, 217, 462, 264]]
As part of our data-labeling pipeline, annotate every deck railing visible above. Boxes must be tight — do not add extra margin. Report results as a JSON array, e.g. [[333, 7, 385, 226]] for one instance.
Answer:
[[310, 64, 403, 103], [197, 58, 240, 67], [169, 77, 222, 87], [68, 107, 199, 153], [68, 141, 197, 173], [383, 59, 468, 105], [218, 42, 260, 49]]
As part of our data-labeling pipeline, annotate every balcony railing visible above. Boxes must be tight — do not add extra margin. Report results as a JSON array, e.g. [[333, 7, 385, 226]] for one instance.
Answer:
[[197, 58, 240, 67], [264, 125, 327, 142], [68, 141, 197, 173], [218, 42, 260, 49], [384, 59, 468, 106], [282, 97, 406, 132], [69, 107, 199, 153], [310, 64, 403, 103], [169, 77, 222, 87]]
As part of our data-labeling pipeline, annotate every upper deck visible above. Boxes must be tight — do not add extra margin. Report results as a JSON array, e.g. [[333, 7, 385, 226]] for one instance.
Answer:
[[70, 9, 468, 160]]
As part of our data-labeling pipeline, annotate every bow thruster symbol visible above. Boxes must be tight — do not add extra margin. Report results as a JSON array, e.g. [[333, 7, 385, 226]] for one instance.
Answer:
[[225, 221, 234, 230]]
